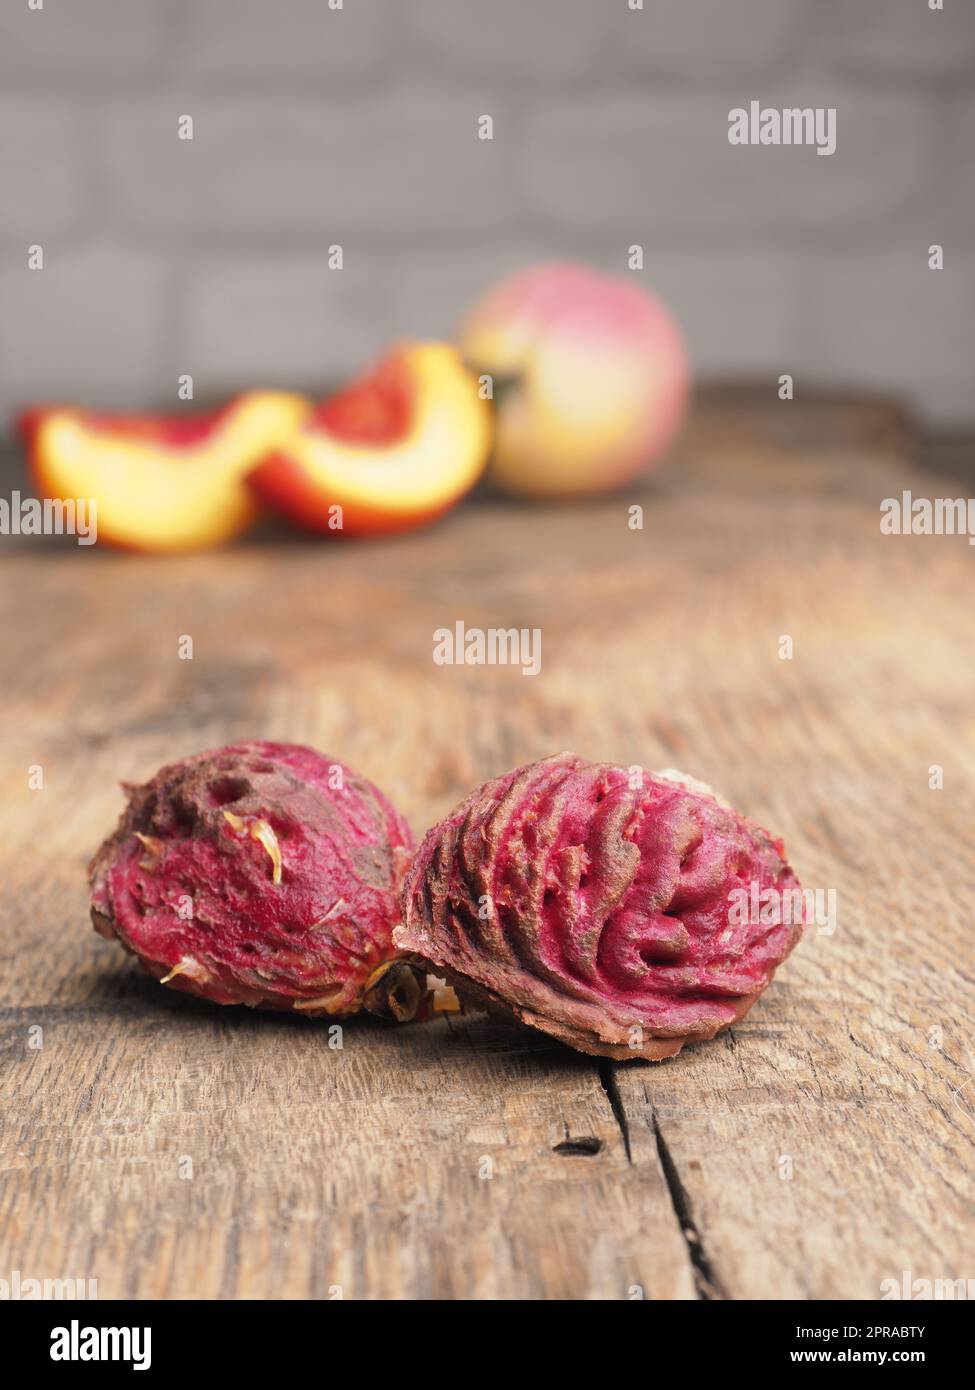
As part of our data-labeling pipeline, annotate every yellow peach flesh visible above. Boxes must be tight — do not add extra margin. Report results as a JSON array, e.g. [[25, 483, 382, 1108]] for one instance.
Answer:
[[34, 392, 308, 552], [284, 343, 491, 517]]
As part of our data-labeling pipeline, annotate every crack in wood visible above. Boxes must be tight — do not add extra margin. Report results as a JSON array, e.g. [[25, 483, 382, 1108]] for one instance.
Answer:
[[553, 1135, 603, 1156], [651, 1112, 727, 1301], [599, 1060, 725, 1297], [596, 1058, 632, 1163]]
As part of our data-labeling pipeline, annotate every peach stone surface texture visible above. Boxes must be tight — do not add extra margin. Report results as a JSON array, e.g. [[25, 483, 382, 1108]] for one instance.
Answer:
[[90, 741, 418, 1020], [396, 753, 803, 1059]]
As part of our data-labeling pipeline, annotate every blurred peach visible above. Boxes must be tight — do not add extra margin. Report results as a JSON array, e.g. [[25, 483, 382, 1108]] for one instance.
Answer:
[[23, 392, 307, 552], [458, 262, 689, 498]]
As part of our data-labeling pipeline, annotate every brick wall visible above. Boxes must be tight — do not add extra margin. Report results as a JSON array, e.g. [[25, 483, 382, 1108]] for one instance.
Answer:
[[0, 0, 972, 431]]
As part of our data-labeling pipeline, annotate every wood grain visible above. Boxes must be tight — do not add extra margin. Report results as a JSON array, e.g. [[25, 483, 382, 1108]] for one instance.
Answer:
[[0, 394, 972, 1299]]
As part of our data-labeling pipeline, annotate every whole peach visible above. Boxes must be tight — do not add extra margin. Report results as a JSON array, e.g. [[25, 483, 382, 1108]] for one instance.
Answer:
[[458, 262, 689, 499]]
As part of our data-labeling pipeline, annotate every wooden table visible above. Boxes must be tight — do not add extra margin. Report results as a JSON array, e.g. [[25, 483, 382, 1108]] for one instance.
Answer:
[[1, 392, 972, 1300]]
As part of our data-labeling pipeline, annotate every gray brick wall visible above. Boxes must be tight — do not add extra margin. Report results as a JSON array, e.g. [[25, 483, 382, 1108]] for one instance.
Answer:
[[0, 0, 972, 431]]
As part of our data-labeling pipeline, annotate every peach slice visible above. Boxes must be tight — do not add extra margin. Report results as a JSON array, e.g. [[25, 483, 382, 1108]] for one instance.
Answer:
[[24, 391, 307, 553], [458, 262, 689, 499], [248, 342, 492, 536]]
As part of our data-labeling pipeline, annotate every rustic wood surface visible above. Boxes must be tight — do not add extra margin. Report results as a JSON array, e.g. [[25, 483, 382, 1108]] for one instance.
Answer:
[[1, 393, 973, 1300]]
